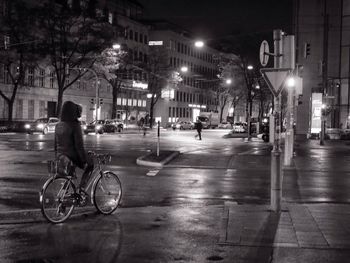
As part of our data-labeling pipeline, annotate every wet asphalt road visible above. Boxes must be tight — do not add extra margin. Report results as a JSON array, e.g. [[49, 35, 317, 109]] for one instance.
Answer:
[[0, 130, 350, 211], [1, 130, 350, 262]]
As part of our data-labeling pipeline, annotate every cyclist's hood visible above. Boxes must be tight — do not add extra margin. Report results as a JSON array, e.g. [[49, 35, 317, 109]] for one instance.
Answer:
[[60, 101, 81, 122]]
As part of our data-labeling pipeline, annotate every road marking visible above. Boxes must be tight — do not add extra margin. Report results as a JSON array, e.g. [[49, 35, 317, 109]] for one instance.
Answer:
[[146, 169, 160, 177]]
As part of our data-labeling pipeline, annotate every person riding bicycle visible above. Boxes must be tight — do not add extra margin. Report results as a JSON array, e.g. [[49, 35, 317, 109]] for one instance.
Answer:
[[55, 101, 93, 198]]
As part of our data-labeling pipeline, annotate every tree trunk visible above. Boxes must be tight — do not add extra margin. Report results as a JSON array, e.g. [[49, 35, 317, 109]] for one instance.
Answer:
[[149, 96, 154, 129], [111, 81, 120, 119], [56, 88, 64, 118], [7, 100, 14, 123]]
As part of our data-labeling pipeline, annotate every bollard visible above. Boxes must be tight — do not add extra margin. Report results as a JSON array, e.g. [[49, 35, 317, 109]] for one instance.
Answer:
[[157, 121, 160, 157]]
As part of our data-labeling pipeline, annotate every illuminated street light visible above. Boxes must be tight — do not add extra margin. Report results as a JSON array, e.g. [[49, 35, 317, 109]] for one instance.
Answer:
[[225, 79, 232, 85], [181, 66, 188, 72], [247, 65, 253, 70], [255, 84, 260, 89], [194, 40, 204, 48], [112, 43, 121, 50], [286, 77, 295, 88]]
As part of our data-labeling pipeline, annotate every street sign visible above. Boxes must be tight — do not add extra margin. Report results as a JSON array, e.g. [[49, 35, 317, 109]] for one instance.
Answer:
[[260, 68, 291, 97], [259, 40, 270, 67], [148, 41, 163, 46]]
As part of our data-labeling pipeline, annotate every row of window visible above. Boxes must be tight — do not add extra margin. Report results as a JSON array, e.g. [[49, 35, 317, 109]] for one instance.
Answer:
[[169, 56, 217, 78], [174, 90, 217, 105], [128, 29, 148, 45], [0, 96, 147, 120], [115, 98, 146, 107], [169, 107, 192, 119], [0, 64, 149, 91]]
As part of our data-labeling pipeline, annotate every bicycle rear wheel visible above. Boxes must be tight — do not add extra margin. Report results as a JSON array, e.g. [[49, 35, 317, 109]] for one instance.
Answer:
[[93, 171, 122, 214], [40, 177, 76, 223]]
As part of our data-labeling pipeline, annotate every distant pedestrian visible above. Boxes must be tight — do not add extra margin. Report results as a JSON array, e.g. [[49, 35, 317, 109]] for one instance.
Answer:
[[195, 120, 203, 140]]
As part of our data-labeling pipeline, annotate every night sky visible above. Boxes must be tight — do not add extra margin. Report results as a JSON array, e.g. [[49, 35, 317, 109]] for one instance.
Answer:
[[138, 0, 294, 62]]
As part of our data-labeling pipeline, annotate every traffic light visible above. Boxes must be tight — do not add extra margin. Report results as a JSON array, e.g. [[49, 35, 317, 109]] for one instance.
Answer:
[[90, 98, 95, 104], [99, 98, 103, 105], [4, 36, 10, 50], [304, 43, 311, 58]]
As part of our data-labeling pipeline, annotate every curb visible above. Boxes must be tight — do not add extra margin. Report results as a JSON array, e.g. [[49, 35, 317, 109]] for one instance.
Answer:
[[136, 151, 180, 167], [0, 207, 96, 225]]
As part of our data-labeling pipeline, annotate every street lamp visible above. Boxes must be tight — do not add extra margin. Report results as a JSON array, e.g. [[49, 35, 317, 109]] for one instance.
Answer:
[[286, 77, 295, 88], [247, 65, 254, 70], [225, 79, 232, 85], [194, 40, 204, 48], [180, 66, 188, 73], [112, 43, 121, 50]]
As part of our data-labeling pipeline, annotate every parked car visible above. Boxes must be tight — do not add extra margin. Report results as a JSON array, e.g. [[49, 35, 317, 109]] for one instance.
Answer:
[[79, 120, 87, 133], [171, 121, 194, 130], [218, 122, 232, 129], [106, 119, 124, 132], [231, 122, 246, 133], [84, 120, 117, 134], [24, 117, 59, 134]]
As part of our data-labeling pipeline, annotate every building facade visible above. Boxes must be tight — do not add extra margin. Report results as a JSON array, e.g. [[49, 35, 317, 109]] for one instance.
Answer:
[[0, 0, 239, 127], [294, 0, 350, 137]]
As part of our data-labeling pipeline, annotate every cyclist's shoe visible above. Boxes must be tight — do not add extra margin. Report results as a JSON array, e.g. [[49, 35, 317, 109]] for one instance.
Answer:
[[78, 188, 88, 206]]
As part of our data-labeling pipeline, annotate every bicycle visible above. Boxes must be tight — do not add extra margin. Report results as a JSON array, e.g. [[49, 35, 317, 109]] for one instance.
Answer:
[[40, 151, 122, 223]]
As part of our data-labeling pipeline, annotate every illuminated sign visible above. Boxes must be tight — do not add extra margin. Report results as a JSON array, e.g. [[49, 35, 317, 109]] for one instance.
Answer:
[[148, 41, 163, 46], [132, 81, 148, 90], [161, 88, 174, 99], [311, 93, 322, 134], [189, 104, 206, 108]]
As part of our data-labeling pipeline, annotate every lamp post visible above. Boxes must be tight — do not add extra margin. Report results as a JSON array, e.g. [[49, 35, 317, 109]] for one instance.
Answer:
[[246, 65, 254, 141], [284, 77, 295, 166], [320, 104, 326, 145]]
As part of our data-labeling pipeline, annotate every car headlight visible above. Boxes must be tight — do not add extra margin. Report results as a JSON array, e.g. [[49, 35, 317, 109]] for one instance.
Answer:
[[24, 124, 31, 129], [37, 124, 44, 129], [96, 125, 102, 130]]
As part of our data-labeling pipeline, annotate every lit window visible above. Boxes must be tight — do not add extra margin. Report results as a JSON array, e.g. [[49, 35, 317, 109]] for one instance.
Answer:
[[108, 12, 113, 24]]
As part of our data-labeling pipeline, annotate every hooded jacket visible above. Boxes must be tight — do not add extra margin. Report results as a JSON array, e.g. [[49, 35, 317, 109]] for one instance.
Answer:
[[55, 101, 86, 168]]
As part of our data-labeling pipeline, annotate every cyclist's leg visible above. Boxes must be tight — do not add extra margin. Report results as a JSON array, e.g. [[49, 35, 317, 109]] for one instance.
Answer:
[[79, 154, 94, 191]]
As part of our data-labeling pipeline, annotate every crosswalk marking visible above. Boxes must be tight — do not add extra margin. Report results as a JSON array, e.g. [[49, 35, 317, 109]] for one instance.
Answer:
[[146, 169, 160, 177]]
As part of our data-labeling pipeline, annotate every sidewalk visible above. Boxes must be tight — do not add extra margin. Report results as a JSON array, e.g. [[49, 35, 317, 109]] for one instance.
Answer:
[[220, 202, 350, 249]]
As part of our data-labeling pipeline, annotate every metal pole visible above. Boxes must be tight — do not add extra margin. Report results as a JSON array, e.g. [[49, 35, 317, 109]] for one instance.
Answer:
[[320, 10, 329, 145], [284, 35, 295, 166], [271, 29, 283, 212], [284, 88, 293, 166], [157, 121, 160, 157]]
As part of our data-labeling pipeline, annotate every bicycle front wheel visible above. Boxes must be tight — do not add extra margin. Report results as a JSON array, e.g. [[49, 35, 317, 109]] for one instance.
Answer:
[[93, 171, 122, 214], [40, 177, 76, 223]]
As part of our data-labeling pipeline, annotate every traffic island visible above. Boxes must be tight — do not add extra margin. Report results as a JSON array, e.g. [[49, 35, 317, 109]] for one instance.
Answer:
[[136, 150, 180, 167]]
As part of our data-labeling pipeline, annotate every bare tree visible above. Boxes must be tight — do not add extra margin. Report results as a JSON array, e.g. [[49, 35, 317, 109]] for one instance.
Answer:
[[94, 44, 131, 119], [35, 0, 113, 116], [139, 46, 181, 128], [0, 0, 38, 122]]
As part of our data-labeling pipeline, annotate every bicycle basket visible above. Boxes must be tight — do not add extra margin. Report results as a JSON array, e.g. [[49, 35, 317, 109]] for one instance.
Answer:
[[47, 155, 75, 177], [47, 159, 58, 174]]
